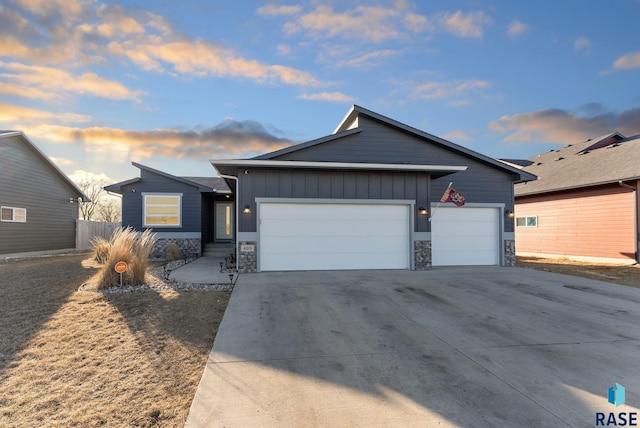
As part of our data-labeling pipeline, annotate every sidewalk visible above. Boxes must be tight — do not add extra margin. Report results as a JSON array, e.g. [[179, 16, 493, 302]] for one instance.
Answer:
[[169, 256, 237, 284]]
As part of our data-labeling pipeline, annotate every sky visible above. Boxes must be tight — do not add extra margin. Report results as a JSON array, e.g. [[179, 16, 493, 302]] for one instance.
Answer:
[[1, 0, 640, 185]]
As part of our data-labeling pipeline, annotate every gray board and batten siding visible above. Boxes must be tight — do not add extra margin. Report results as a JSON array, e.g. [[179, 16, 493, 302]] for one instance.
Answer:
[[0, 132, 85, 254], [238, 114, 518, 234], [118, 168, 203, 233]]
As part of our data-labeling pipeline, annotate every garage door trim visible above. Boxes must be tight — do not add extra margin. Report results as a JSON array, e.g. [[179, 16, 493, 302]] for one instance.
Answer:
[[430, 202, 505, 266], [256, 198, 415, 272]]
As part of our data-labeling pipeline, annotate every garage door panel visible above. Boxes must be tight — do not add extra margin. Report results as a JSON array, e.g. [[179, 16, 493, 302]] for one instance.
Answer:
[[432, 207, 500, 266], [261, 219, 407, 237], [434, 250, 499, 265], [259, 203, 409, 271], [261, 236, 408, 254], [261, 250, 408, 271]]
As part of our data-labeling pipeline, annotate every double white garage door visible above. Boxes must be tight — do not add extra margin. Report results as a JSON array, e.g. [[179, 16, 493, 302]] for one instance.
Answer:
[[259, 203, 410, 271], [259, 202, 500, 271]]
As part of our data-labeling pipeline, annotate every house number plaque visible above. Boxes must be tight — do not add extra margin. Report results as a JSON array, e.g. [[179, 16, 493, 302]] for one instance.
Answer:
[[240, 244, 255, 252]]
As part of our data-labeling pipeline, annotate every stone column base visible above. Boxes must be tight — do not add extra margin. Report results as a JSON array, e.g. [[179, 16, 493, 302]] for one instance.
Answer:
[[238, 241, 257, 273], [504, 239, 516, 266], [414, 240, 431, 270]]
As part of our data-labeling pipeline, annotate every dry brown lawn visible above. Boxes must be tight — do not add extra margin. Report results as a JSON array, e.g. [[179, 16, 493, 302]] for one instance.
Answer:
[[517, 256, 640, 288], [0, 253, 229, 427]]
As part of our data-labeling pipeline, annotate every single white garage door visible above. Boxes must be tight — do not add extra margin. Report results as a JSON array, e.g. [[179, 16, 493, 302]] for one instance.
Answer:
[[259, 203, 410, 271], [431, 207, 500, 266]]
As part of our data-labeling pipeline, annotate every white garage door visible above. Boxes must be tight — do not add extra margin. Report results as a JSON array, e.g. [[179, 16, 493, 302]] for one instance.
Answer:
[[259, 203, 410, 271], [431, 207, 500, 266]]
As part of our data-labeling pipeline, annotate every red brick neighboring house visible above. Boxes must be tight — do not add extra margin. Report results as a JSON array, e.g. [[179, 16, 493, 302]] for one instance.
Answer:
[[511, 132, 640, 264]]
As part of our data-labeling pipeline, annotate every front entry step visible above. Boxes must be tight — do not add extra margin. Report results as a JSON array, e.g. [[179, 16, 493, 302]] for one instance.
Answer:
[[203, 243, 235, 258]]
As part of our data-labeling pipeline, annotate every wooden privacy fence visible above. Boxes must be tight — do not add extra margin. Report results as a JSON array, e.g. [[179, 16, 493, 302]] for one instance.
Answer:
[[76, 220, 120, 251]]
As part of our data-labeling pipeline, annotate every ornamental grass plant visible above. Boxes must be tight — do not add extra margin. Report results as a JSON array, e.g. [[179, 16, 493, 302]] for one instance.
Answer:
[[90, 227, 156, 289]]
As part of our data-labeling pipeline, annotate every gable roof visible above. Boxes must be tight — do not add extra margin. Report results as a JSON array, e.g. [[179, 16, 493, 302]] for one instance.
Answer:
[[252, 105, 535, 183], [0, 131, 89, 201], [105, 162, 231, 194], [515, 133, 640, 196]]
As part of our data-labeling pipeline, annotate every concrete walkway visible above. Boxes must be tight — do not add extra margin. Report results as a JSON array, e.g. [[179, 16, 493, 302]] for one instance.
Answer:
[[185, 267, 640, 427], [169, 256, 237, 284]]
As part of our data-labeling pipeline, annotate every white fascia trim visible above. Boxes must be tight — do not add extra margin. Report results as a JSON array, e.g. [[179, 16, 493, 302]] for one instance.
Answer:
[[212, 159, 467, 173]]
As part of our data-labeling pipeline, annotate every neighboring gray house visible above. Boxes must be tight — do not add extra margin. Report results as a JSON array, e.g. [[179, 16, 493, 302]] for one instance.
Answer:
[[104, 162, 233, 258], [0, 131, 88, 255], [212, 105, 536, 272]]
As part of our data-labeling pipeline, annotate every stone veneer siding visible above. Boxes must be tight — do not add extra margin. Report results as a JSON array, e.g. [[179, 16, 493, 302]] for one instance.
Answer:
[[414, 240, 431, 270], [504, 239, 516, 267], [238, 241, 257, 273], [150, 238, 201, 260]]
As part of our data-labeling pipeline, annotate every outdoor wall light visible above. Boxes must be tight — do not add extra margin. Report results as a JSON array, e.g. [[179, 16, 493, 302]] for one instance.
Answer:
[[506, 209, 514, 218], [418, 206, 428, 215], [243, 205, 251, 214]]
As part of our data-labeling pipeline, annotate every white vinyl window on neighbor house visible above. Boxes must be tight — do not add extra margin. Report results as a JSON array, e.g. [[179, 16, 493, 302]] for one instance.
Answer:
[[143, 194, 181, 227], [1, 206, 27, 222], [516, 216, 538, 227]]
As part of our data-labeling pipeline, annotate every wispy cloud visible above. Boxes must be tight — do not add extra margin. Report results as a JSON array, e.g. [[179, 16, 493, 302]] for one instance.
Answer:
[[0, 62, 145, 101], [283, 5, 407, 43], [437, 11, 492, 38], [334, 49, 398, 69], [507, 20, 529, 38], [411, 79, 489, 100], [613, 51, 640, 70], [256, 4, 303, 17], [574, 36, 591, 55], [488, 107, 640, 145], [299, 92, 354, 103], [271, 4, 491, 43], [0, 103, 91, 123], [17, 118, 294, 161], [442, 130, 472, 141]]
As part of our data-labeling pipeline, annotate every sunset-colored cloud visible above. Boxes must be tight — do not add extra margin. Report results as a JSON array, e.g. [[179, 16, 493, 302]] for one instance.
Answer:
[[117, 39, 320, 85], [613, 51, 640, 70], [0, 103, 91, 123], [299, 92, 354, 103], [0, 62, 145, 101], [2, 1, 321, 89], [488, 107, 640, 145], [18, 119, 294, 162], [0, 81, 56, 99], [11, 0, 85, 18]]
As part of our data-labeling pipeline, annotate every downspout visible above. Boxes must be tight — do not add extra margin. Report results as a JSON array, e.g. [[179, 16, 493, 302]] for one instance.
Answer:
[[619, 180, 639, 264], [219, 173, 239, 272]]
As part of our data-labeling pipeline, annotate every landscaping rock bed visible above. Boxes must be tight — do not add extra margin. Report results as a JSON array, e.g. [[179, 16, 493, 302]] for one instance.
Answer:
[[79, 257, 235, 293]]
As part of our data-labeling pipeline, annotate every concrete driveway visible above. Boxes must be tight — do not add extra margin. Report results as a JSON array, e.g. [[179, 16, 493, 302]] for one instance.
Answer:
[[185, 267, 640, 427]]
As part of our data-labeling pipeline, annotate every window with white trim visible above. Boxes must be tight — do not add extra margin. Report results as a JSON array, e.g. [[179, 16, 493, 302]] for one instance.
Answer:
[[1, 206, 27, 222], [516, 216, 537, 227], [143, 194, 181, 227]]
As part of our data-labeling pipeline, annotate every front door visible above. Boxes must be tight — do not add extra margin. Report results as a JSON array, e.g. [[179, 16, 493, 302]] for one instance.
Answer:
[[215, 202, 234, 241]]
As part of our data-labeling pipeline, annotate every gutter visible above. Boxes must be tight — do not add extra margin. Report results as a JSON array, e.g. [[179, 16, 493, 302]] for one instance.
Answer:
[[619, 180, 639, 264]]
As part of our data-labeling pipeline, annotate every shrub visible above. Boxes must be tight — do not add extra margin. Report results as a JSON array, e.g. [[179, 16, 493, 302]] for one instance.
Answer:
[[91, 236, 110, 264], [165, 243, 183, 261], [90, 227, 157, 289]]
